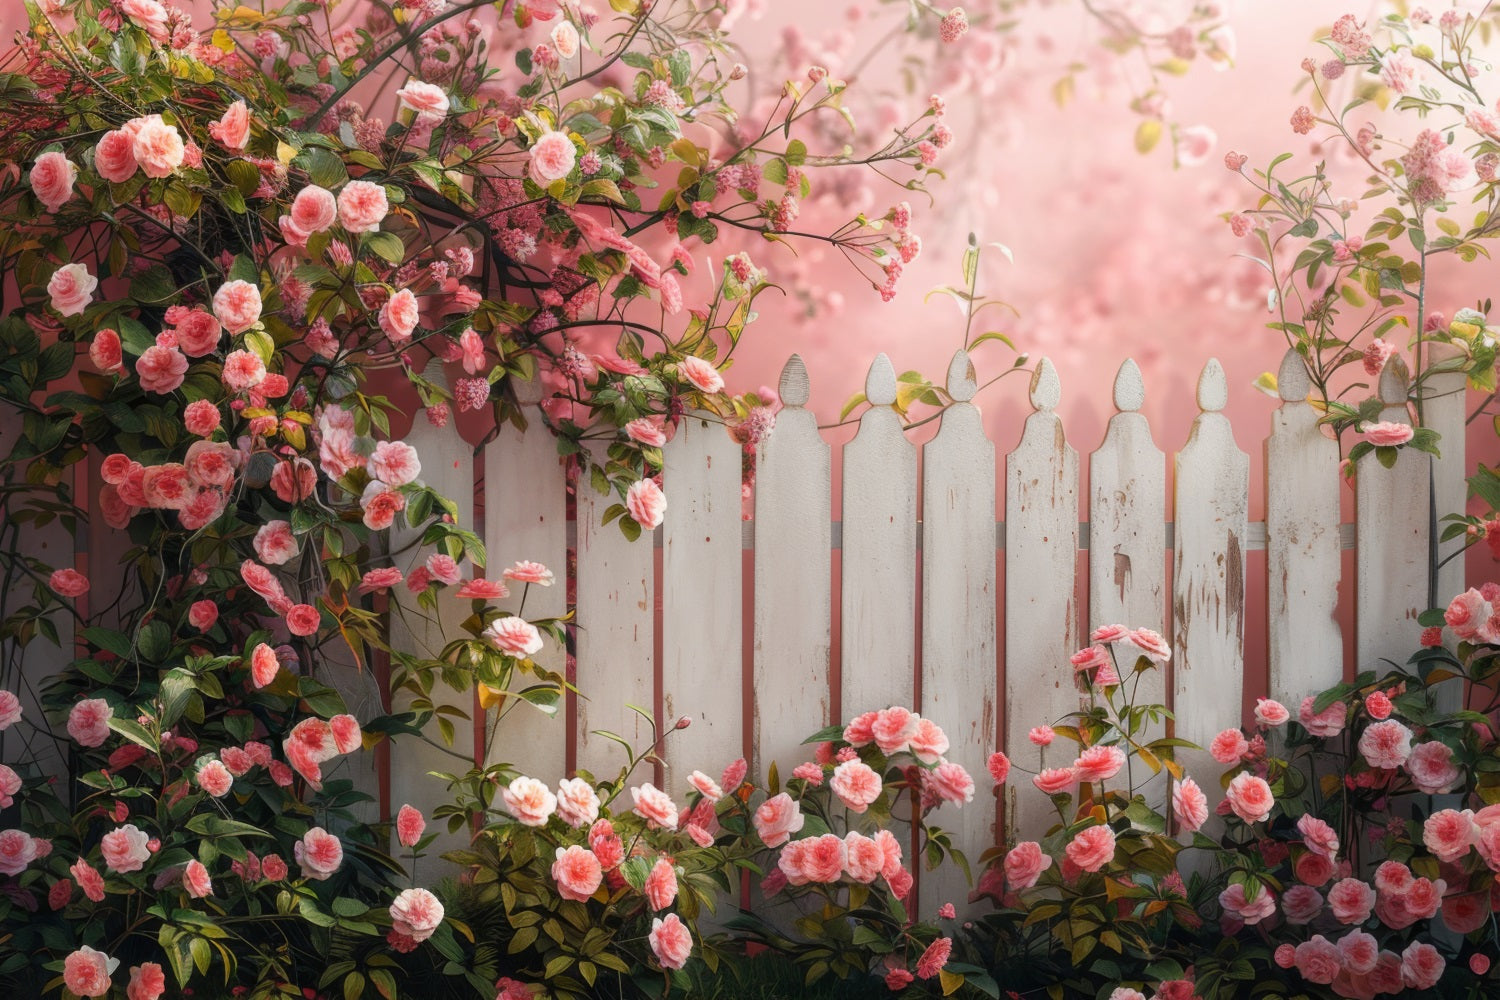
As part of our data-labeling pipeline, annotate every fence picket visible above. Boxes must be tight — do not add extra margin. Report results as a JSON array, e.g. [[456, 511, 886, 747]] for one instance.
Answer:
[[1356, 356, 1429, 674], [921, 350, 997, 914], [753, 356, 832, 778], [1426, 342, 1468, 713], [388, 407, 475, 856], [483, 378, 568, 779], [1265, 349, 1342, 707], [1088, 359, 1166, 729], [841, 354, 918, 715], [662, 410, 744, 786], [574, 443, 655, 780], [1173, 359, 1249, 810], [1004, 358, 1080, 842]]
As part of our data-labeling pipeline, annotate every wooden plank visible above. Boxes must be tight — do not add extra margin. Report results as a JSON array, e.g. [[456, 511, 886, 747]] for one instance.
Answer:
[[921, 350, 997, 915], [1003, 358, 1080, 842], [1265, 349, 1342, 707], [483, 377, 568, 779], [840, 354, 918, 715], [752, 356, 831, 778], [1088, 359, 1167, 727], [661, 410, 743, 786], [1172, 359, 1249, 819], [574, 443, 655, 780], [1355, 356, 1429, 674], [387, 407, 475, 858], [1425, 342, 1467, 714]]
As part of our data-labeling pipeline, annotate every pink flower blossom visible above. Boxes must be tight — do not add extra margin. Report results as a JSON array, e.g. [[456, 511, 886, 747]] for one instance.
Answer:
[[1280, 884, 1323, 924], [209, 100, 250, 151], [1293, 935, 1341, 984], [0, 690, 18, 731], [831, 759, 882, 812], [753, 792, 804, 847], [529, 130, 577, 185], [1033, 767, 1076, 795], [553, 777, 599, 828], [183, 858, 213, 898], [1225, 772, 1274, 824], [1401, 941, 1445, 989], [1253, 698, 1290, 727], [1073, 745, 1126, 782], [626, 478, 667, 530], [196, 760, 233, 797], [1327, 877, 1376, 924], [644, 857, 678, 910], [1363, 421, 1414, 447], [648, 913, 692, 970], [48, 262, 97, 317], [0, 829, 38, 875], [337, 180, 388, 233], [987, 751, 1011, 783], [68, 698, 112, 747], [380, 288, 420, 343], [482, 616, 543, 656], [294, 827, 343, 880], [1003, 841, 1050, 889], [1359, 718, 1413, 769], [130, 115, 184, 177], [1405, 740, 1461, 793], [455, 577, 510, 600], [1297, 815, 1340, 859], [1298, 696, 1347, 737], [63, 945, 116, 998], [678, 355, 724, 393], [1126, 627, 1171, 663], [396, 81, 450, 119], [501, 776, 556, 826], [625, 417, 667, 446], [916, 936, 953, 979], [126, 961, 165, 1000], [1028, 725, 1054, 746], [94, 130, 139, 183], [100, 823, 150, 873], [389, 887, 444, 942], [49, 567, 90, 597], [30, 151, 78, 213], [504, 561, 555, 586], [631, 782, 679, 830], [1422, 808, 1476, 862], [285, 603, 321, 637], [395, 804, 426, 847], [1065, 824, 1116, 873], [1172, 777, 1209, 832], [253, 521, 298, 566]]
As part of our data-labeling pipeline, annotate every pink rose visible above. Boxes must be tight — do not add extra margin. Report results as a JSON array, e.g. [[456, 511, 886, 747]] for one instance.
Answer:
[[119, 0, 167, 39], [1003, 840, 1051, 889], [208, 100, 250, 151], [482, 616, 543, 656], [30, 151, 78, 213], [360, 484, 406, 530], [1298, 696, 1347, 737], [554, 777, 599, 828], [126, 961, 166, 1000], [986, 750, 1011, 784], [1028, 725, 1055, 746], [261, 854, 288, 881], [1280, 884, 1323, 924], [248, 643, 279, 688], [285, 603, 321, 637], [528, 129, 577, 185], [1363, 421, 1414, 446], [1127, 627, 1171, 663], [172, 309, 222, 356], [1220, 882, 1277, 925], [1253, 698, 1290, 727], [0, 829, 38, 875], [1297, 815, 1340, 859], [396, 80, 451, 118], [358, 567, 404, 594], [843, 831, 885, 883], [1172, 777, 1209, 832], [253, 521, 298, 566], [63, 946, 116, 998], [753, 792, 804, 847], [1033, 767, 1076, 795], [370, 440, 421, 486], [927, 761, 975, 804], [0, 690, 19, 730], [871, 706, 920, 754], [625, 417, 668, 447], [196, 760, 233, 797], [1400, 941, 1445, 990], [329, 714, 362, 754], [679, 355, 725, 393], [830, 759, 883, 812], [49, 567, 90, 597], [100, 823, 150, 873], [182, 399, 221, 438], [1225, 772, 1274, 824], [222, 349, 267, 393], [1337, 929, 1379, 975], [389, 887, 445, 942], [48, 262, 97, 317], [1358, 719, 1413, 768], [501, 776, 556, 826], [648, 913, 692, 970], [454, 578, 510, 600], [1422, 808, 1477, 863], [337, 180, 388, 233], [631, 782, 679, 829], [68, 698, 112, 747], [1405, 739, 1461, 793], [294, 827, 344, 880], [395, 804, 425, 847], [379, 288, 420, 343], [289, 185, 337, 235], [213, 280, 262, 334], [1327, 877, 1376, 924], [0, 764, 17, 809], [644, 857, 678, 909], [626, 478, 667, 529], [1064, 824, 1115, 873], [90, 328, 123, 372], [1444, 588, 1493, 639], [94, 130, 139, 183], [1293, 935, 1341, 985], [801, 833, 847, 883], [1074, 745, 1126, 782], [183, 859, 213, 898], [1294, 851, 1335, 887], [687, 770, 722, 801], [130, 115, 185, 178], [909, 718, 950, 764]]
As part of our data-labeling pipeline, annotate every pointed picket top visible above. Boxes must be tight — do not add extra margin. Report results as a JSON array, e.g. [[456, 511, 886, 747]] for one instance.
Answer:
[[1277, 348, 1311, 403], [1112, 358, 1145, 412], [1379, 354, 1411, 405], [865, 353, 897, 406], [946, 349, 978, 402], [1196, 358, 1228, 413], [1029, 356, 1061, 411], [512, 371, 544, 405], [779, 354, 811, 407]]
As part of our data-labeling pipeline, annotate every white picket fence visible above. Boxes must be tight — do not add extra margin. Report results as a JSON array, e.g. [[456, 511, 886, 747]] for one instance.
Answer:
[[1, 345, 1473, 916], [384, 344, 1470, 911]]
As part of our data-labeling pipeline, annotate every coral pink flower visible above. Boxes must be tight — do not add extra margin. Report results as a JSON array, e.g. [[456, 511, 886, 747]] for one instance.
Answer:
[[687, 770, 722, 801], [212, 280, 262, 334], [1422, 808, 1477, 862], [389, 887, 444, 942], [928, 761, 975, 804], [196, 760, 233, 797], [0, 764, 19, 809], [1293, 935, 1340, 984], [30, 151, 78, 213], [284, 603, 321, 637], [126, 961, 165, 1000], [329, 714, 361, 754], [209, 100, 250, 150], [625, 417, 668, 447], [90, 328, 123, 372], [1028, 725, 1055, 746], [753, 792, 804, 847], [1172, 777, 1209, 832], [1220, 882, 1277, 925], [94, 130, 139, 183], [1401, 941, 1445, 989], [1033, 767, 1076, 795], [397, 80, 450, 118], [503, 561, 555, 586], [1364, 422, 1413, 447], [916, 937, 953, 980], [482, 616, 543, 656], [843, 711, 878, 746], [987, 750, 1011, 784], [1405, 740, 1461, 793], [294, 827, 343, 880], [1336, 929, 1378, 975], [221, 349, 267, 393], [71, 858, 105, 900], [1444, 588, 1492, 639], [886, 968, 915, 990], [644, 857, 678, 909], [528, 129, 577, 185], [49, 568, 90, 597], [1365, 690, 1393, 719], [872, 706, 920, 754], [425, 554, 461, 586], [1256, 696, 1292, 727], [395, 804, 426, 848], [48, 262, 97, 317], [1074, 745, 1126, 782], [455, 578, 510, 600], [1359, 718, 1413, 769], [101, 824, 150, 873], [0, 829, 38, 875], [249, 643, 279, 688], [68, 698, 112, 747], [0, 690, 18, 730], [1297, 815, 1340, 859], [1225, 772, 1274, 824], [1070, 645, 1108, 672], [1126, 627, 1171, 662], [337, 180, 389, 233], [648, 913, 692, 970], [183, 859, 212, 897], [379, 288, 420, 343], [554, 777, 599, 828], [1064, 824, 1116, 873], [909, 718, 950, 764], [1294, 851, 1334, 887], [843, 831, 885, 883], [253, 521, 298, 565], [831, 760, 882, 812], [358, 567, 403, 594], [261, 854, 288, 880], [626, 478, 667, 529], [1003, 841, 1051, 889], [630, 782, 679, 829], [678, 355, 725, 393], [360, 483, 406, 530], [1280, 884, 1323, 924], [502, 776, 556, 826], [63, 945, 116, 997], [182, 399, 220, 438], [1298, 697, 1347, 736], [288, 186, 337, 236], [130, 115, 184, 177], [1327, 877, 1376, 924]]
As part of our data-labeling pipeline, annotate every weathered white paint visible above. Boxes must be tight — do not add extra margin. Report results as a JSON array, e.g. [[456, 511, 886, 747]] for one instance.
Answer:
[[388, 406, 475, 857], [1425, 342, 1468, 714], [484, 376, 568, 779], [753, 356, 832, 778], [841, 354, 918, 715], [1004, 358, 1080, 842], [1355, 357, 1429, 676], [1173, 359, 1249, 813], [921, 350, 997, 914], [574, 442, 655, 780], [661, 410, 744, 787], [1088, 359, 1167, 731], [1265, 349, 1342, 707]]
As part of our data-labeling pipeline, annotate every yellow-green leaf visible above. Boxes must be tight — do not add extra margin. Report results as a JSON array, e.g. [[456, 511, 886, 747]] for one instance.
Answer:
[[1135, 119, 1163, 155]]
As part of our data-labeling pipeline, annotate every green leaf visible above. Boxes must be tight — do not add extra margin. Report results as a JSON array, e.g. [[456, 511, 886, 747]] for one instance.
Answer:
[[138, 619, 172, 662], [83, 626, 134, 658], [108, 718, 160, 753], [301, 147, 348, 189], [784, 139, 807, 167], [365, 231, 406, 265]]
